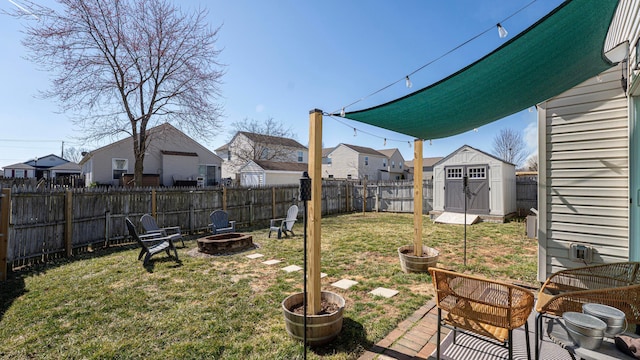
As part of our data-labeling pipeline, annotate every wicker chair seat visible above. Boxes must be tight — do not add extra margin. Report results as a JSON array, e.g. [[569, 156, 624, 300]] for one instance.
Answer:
[[430, 268, 535, 360], [445, 312, 510, 343]]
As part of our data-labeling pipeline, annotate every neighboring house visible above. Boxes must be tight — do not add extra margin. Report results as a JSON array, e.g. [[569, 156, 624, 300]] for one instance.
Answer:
[[322, 143, 389, 181], [376, 148, 407, 180], [79, 123, 222, 187], [3, 154, 80, 180], [405, 157, 444, 181], [239, 160, 308, 187], [215, 131, 308, 180], [536, 3, 640, 281], [431, 145, 516, 221]]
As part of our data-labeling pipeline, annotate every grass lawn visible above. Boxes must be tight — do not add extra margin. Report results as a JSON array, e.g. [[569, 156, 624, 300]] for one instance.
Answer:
[[0, 212, 537, 359]]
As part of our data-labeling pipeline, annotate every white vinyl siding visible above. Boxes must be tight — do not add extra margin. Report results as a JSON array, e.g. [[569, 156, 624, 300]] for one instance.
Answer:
[[538, 66, 629, 281]]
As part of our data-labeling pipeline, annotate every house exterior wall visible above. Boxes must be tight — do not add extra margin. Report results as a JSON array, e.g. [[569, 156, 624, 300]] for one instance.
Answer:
[[221, 133, 308, 179], [81, 124, 222, 186], [432, 146, 515, 217], [322, 145, 386, 180], [537, 65, 629, 281], [161, 154, 199, 185], [264, 171, 302, 185], [386, 150, 406, 180]]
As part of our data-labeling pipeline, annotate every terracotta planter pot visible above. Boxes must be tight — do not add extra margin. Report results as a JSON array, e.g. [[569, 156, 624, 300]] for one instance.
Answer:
[[282, 291, 345, 346], [398, 245, 439, 273]]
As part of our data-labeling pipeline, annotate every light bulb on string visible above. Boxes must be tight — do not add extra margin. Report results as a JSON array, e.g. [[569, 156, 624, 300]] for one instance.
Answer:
[[383, 138, 387, 146], [408, 141, 411, 148], [429, 139, 432, 146], [340, 107, 345, 117], [353, 128, 357, 137], [405, 76, 412, 88], [497, 23, 508, 38]]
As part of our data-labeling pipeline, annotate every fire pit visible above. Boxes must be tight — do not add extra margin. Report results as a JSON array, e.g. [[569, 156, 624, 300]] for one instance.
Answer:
[[197, 233, 254, 255]]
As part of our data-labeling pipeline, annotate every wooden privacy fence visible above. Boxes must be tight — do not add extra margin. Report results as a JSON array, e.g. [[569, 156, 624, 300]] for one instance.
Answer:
[[0, 178, 536, 273], [516, 178, 538, 215]]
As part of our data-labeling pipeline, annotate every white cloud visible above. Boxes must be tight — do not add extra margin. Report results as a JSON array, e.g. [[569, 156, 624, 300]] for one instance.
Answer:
[[256, 104, 265, 113], [524, 121, 537, 151]]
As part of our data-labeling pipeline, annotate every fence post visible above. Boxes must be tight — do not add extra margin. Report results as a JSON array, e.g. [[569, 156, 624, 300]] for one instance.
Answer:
[[375, 185, 380, 212], [151, 189, 157, 218], [362, 178, 367, 214], [65, 190, 73, 257], [0, 188, 11, 281], [272, 187, 276, 219], [223, 187, 227, 211], [104, 210, 111, 247], [189, 204, 195, 233]]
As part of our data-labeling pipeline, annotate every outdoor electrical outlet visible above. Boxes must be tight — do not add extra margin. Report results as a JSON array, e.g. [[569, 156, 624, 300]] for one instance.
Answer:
[[569, 243, 593, 262]]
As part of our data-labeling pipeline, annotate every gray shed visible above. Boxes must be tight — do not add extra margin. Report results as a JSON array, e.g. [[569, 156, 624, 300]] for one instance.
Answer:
[[431, 145, 516, 221]]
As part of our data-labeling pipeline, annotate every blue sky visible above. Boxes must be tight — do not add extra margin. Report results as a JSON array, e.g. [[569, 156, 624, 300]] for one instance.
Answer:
[[0, 0, 565, 168]]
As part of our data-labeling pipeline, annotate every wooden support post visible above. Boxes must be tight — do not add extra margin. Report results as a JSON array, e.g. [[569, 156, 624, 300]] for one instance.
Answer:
[[222, 187, 227, 211], [151, 189, 157, 218], [65, 190, 73, 257], [0, 188, 11, 281], [104, 211, 111, 247], [413, 140, 424, 257], [308, 109, 323, 315], [272, 187, 276, 219], [362, 177, 367, 214]]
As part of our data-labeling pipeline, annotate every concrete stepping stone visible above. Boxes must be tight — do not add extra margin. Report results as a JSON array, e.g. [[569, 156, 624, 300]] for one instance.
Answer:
[[262, 259, 282, 265], [246, 253, 264, 259], [331, 279, 358, 290], [369, 287, 399, 298], [282, 265, 302, 272]]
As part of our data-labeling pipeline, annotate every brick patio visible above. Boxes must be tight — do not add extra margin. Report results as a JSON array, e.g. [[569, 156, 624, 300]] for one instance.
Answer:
[[357, 300, 449, 360]]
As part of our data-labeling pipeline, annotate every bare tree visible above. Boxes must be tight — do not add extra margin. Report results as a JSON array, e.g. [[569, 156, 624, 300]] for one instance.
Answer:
[[229, 117, 297, 162], [11, 0, 224, 185], [63, 146, 88, 163], [223, 117, 300, 178], [525, 154, 538, 171], [492, 128, 527, 166]]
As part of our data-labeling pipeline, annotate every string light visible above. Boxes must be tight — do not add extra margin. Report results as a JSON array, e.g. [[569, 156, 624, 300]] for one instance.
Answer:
[[429, 140, 433, 146], [331, 0, 537, 116], [340, 107, 345, 117], [497, 23, 508, 38], [326, 114, 411, 147], [408, 141, 411, 148], [353, 128, 357, 137]]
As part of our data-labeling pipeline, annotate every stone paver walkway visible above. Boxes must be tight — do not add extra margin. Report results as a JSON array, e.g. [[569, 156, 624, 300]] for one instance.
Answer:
[[358, 300, 448, 360]]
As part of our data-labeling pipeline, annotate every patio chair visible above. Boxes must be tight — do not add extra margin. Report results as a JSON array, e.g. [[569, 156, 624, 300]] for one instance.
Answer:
[[209, 210, 236, 234], [268, 205, 298, 239], [140, 213, 184, 247], [534, 261, 640, 360], [125, 218, 179, 266], [430, 267, 534, 360]]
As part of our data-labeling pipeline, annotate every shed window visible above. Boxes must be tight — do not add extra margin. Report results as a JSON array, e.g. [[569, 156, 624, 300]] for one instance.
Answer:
[[446, 167, 463, 179], [467, 167, 486, 179], [112, 158, 128, 180]]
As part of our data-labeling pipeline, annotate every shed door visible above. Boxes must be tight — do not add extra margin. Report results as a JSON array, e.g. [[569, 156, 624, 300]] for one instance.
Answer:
[[444, 166, 490, 214], [242, 172, 262, 187]]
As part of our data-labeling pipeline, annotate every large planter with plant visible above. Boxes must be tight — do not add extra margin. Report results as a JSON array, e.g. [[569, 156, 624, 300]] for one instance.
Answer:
[[398, 245, 439, 273], [282, 290, 345, 346]]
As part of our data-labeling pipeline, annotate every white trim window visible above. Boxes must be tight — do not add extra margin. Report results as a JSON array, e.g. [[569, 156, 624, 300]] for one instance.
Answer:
[[112, 158, 128, 180], [467, 167, 486, 179], [297, 151, 304, 162], [446, 167, 463, 179], [364, 156, 369, 166]]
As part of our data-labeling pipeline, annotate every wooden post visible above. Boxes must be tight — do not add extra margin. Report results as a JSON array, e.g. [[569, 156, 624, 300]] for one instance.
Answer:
[[222, 187, 227, 211], [308, 109, 323, 315], [413, 140, 424, 257], [0, 188, 11, 281], [272, 187, 276, 219], [362, 177, 367, 214], [104, 211, 111, 247], [151, 189, 157, 218], [65, 190, 73, 257]]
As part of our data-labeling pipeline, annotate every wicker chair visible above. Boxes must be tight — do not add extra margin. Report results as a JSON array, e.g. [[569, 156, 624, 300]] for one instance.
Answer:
[[534, 262, 640, 360], [430, 267, 535, 360]]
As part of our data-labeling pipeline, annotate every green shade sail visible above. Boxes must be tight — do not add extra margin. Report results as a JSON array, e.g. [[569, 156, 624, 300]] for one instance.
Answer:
[[342, 0, 619, 140]]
